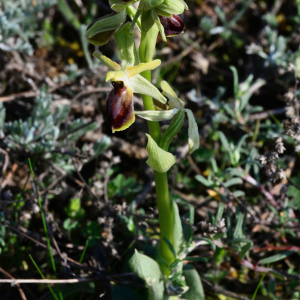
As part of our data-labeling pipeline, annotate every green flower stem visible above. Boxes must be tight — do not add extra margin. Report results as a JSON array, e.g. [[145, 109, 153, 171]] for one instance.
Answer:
[[139, 24, 175, 276]]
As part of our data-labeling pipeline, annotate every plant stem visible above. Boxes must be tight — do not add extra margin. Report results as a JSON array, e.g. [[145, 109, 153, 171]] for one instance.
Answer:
[[139, 24, 175, 276]]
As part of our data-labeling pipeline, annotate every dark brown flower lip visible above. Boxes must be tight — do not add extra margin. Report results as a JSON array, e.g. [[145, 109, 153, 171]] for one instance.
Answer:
[[158, 14, 184, 37], [106, 83, 135, 132]]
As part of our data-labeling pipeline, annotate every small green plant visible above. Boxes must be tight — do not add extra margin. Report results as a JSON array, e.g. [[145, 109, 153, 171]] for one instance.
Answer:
[[85, 1, 203, 298]]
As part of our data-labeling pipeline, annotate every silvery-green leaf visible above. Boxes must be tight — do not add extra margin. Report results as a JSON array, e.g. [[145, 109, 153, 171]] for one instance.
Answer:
[[86, 11, 126, 38], [135, 108, 179, 121], [129, 250, 164, 300], [114, 23, 135, 69], [129, 74, 166, 104], [184, 109, 199, 153], [146, 134, 175, 172], [161, 80, 184, 109]]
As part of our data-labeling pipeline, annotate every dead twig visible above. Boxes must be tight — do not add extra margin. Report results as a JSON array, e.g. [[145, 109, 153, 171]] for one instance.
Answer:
[[0, 267, 27, 300]]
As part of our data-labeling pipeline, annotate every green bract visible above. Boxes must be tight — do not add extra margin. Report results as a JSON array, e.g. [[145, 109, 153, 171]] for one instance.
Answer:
[[136, 81, 200, 153], [146, 134, 176, 172], [86, 11, 126, 46]]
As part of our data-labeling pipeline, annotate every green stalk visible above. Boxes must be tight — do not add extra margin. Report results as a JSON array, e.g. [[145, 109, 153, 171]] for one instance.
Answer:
[[139, 24, 175, 276]]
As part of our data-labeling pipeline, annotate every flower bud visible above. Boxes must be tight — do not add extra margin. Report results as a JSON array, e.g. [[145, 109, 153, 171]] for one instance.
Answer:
[[86, 11, 126, 46], [158, 14, 184, 37], [106, 82, 135, 132], [155, 0, 187, 17]]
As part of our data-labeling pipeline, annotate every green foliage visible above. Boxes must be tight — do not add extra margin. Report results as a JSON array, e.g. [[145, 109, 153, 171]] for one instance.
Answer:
[[129, 250, 164, 300]]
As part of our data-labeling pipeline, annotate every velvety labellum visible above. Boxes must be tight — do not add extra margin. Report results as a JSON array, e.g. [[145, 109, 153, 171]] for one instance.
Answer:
[[158, 14, 184, 36], [106, 82, 135, 132]]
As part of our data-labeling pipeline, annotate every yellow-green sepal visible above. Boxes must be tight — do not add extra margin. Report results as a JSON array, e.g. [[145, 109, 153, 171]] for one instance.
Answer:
[[126, 60, 161, 77], [146, 134, 176, 172], [93, 52, 121, 70]]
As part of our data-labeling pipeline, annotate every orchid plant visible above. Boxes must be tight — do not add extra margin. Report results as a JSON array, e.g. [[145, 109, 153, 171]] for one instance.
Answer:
[[86, 0, 203, 298]]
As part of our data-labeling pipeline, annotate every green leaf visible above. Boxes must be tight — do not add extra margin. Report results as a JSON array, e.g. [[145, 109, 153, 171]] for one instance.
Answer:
[[223, 177, 243, 187], [182, 265, 205, 300], [195, 175, 213, 187], [129, 250, 164, 300], [230, 65, 238, 99], [233, 212, 245, 239], [239, 242, 252, 259], [215, 202, 224, 223], [184, 256, 208, 263], [259, 251, 295, 265], [146, 134, 175, 172], [172, 200, 184, 256]]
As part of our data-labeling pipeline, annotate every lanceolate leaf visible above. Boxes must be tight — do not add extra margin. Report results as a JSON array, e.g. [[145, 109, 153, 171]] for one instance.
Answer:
[[259, 251, 295, 265], [129, 250, 164, 300], [182, 265, 205, 300]]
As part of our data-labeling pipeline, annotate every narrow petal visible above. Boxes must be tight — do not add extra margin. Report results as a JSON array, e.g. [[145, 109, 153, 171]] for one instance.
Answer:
[[184, 109, 200, 153], [135, 108, 179, 121], [106, 83, 135, 132], [161, 80, 184, 109], [126, 60, 161, 78], [146, 134, 176, 173], [93, 52, 121, 70], [129, 74, 166, 104]]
